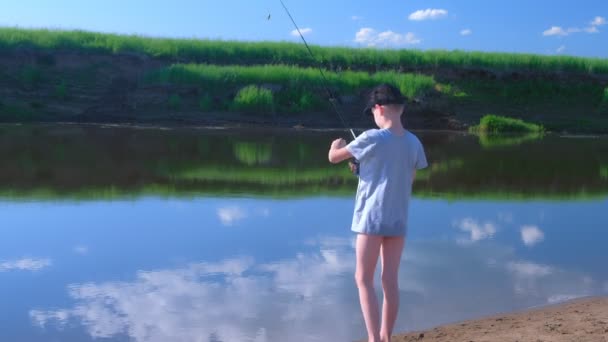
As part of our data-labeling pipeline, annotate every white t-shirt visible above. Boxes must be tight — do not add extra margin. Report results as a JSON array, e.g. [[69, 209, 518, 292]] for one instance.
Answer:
[[346, 128, 428, 236]]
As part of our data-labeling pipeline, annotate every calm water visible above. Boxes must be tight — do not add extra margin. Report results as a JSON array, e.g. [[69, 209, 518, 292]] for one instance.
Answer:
[[1, 124, 607, 342]]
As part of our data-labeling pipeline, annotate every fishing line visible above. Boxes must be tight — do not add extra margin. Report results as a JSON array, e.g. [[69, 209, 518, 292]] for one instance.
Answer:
[[278, 0, 357, 140]]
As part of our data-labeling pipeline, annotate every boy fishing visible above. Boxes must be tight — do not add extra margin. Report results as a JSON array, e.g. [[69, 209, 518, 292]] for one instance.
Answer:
[[328, 83, 428, 342]]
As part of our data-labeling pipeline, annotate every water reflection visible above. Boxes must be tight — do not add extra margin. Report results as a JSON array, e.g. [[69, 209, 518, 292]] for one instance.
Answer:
[[520, 225, 544, 246], [28, 233, 605, 342], [18, 197, 608, 342], [30, 246, 355, 342], [0, 258, 51, 272], [475, 132, 544, 149], [0, 124, 606, 199], [1, 125, 606, 341]]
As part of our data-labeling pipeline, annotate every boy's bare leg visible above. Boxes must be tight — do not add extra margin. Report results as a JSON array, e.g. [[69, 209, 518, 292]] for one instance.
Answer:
[[379, 236, 405, 342], [355, 233, 383, 342]]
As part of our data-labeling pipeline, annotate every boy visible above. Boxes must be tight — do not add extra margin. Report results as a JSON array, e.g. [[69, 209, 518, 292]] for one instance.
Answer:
[[328, 84, 428, 342]]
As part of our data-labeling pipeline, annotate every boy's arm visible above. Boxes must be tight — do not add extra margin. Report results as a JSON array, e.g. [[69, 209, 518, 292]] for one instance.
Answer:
[[328, 138, 353, 164]]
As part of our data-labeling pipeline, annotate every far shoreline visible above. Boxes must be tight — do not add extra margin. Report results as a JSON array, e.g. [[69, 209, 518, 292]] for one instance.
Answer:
[[3, 121, 607, 138]]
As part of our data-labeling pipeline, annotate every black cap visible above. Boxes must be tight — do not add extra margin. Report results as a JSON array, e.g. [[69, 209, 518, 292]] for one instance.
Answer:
[[363, 83, 406, 116]]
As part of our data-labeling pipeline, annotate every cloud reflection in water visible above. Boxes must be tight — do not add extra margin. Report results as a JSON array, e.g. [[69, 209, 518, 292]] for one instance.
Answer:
[[29, 236, 604, 341]]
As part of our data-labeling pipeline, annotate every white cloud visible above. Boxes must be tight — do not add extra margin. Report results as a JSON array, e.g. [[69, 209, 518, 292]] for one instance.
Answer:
[[217, 206, 246, 226], [590, 16, 606, 26], [409, 9, 448, 21], [290, 27, 312, 37], [355, 28, 375, 43], [74, 245, 89, 255], [544, 17, 606, 37], [354, 27, 421, 47], [507, 261, 553, 277], [556, 45, 566, 53], [0, 258, 51, 272], [460, 29, 472, 36], [30, 310, 70, 327], [351, 15, 362, 21], [543, 26, 568, 36], [520, 225, 545, 246], [584, 26, 599, 33], [454, 218, 497, 243], [28, 242, 357, 342]]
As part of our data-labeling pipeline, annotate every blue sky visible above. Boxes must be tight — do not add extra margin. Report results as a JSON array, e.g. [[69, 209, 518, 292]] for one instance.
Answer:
[[1, 0, 607, 58]]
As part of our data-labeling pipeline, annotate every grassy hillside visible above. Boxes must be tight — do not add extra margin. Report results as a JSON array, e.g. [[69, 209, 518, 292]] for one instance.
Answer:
[[1, 27, 608, 132], [2, 27, 608, 75]]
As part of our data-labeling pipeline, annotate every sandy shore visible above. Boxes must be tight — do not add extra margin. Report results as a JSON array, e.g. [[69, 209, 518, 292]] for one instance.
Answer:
[[390, 297, 608, 342]]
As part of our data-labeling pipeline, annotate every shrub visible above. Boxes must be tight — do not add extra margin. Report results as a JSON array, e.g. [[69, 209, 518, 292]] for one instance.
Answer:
[[600, 87, 608, 114], [469, 114, 544, 133], [20, 65, 43, 87], [198, 94, 213, 111], [54, 80, 67, 100], [231, 85, 274, 114], [168, 94, 182, 109]]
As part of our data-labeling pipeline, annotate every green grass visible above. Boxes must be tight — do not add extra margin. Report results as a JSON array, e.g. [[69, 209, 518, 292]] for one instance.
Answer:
[[2, 27, 608, 75], [231, 85, 274, 114], [469, 115, 545, 133], [601, 165, 608, 180], [146, 64, 435, 96], [145, 63, 436, 113]]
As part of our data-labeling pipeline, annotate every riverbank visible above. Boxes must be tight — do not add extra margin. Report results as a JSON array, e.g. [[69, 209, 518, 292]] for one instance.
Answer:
[[1, 28, 608, 132], [390, 297, 608, 342]]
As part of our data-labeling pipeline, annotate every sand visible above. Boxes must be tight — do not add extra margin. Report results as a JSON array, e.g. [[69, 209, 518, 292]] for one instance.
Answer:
[[390, 297, 608, 342]]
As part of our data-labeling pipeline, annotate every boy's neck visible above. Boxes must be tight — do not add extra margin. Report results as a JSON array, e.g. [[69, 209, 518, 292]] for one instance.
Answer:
[[379, 117, 405, 135]]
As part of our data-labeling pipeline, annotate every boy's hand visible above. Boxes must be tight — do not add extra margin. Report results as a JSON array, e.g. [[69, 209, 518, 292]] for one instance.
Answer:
[[331, 138, 346, 150], [328, 138, 353, 164]]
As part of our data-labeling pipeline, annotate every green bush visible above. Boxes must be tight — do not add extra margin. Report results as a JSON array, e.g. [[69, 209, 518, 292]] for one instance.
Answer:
[[20, 65, 43, 87], [231, 85, 274, 114], [469, 114, 544, 133], [600, 87, 608, 114], [54, 80, 67, 100], [168, 94, 182, 109], [198, 94, 213, 111], [0, 103, 36, 120], [601, 165, 608, 179]]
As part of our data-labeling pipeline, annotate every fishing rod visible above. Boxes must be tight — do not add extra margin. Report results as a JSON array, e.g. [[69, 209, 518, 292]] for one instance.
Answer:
[[278, 0, 357, 141]]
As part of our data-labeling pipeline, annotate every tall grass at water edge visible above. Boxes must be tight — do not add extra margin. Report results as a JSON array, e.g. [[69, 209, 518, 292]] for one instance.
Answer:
[[469, 114, 545, 134]]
